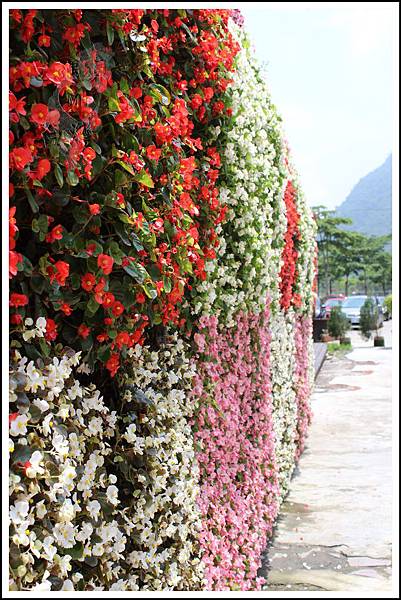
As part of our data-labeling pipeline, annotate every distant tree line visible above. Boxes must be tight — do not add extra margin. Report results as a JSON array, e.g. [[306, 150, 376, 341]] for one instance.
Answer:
[[312, 206, 392, 298]]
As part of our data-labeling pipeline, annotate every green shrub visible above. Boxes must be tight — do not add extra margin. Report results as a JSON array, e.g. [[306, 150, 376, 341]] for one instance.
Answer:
[[359, 298, 379, 340], [327, 306, 349, 339], [384, 294, 392, 318]]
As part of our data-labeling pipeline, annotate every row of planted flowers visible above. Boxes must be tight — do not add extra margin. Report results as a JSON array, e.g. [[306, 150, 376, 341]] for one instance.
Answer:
[[9, 8, 317, 592]]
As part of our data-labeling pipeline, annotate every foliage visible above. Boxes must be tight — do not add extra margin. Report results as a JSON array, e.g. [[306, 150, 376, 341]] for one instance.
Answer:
[[327, 306, 349, 339], [313, 206, 392, 297], [9, 8, 240, 378], [384, 294, 392, 318], [359, 298, 379, 340]]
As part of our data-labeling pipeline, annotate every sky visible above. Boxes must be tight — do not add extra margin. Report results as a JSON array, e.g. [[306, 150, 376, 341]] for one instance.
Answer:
[[241, 2, 396, 209]]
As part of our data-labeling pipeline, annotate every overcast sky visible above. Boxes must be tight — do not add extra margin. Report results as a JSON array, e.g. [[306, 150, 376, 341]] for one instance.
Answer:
[[241, 3, 396, 209]]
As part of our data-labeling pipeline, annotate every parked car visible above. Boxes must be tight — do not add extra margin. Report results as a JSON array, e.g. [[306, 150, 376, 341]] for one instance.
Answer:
[[320, 295, 346, 318], [342, 295, 384, 328], [375, 296, 390, 320]]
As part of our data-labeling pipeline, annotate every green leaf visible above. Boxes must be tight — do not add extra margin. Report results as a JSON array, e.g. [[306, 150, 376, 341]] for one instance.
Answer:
[[108, 96, 121, 112], [114, 170, 129, 187], [148, 83, 171, 106], [142, 282, 158, 300], [123, 262, 149, 283], [116, 160, 135, 176], [135, 170, 154, 188], [25, 186, 39, 213], [120, 77, 130, 95], [66, 171, 79, 187], [38, 214, 49, 234], [38, 337, 50, 357], [106, 21, 115, 46], [30, 275, 46, 294], [65, 542, 84, 561], [163, 276, 172, 293], [86, 297, 100, 316]]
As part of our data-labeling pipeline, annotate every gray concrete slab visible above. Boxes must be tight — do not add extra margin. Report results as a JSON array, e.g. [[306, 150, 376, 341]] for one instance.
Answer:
[[262, 340, 394, 593]]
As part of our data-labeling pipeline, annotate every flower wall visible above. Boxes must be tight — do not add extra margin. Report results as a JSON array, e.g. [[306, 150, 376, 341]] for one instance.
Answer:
[[9, 9, 317, 592]]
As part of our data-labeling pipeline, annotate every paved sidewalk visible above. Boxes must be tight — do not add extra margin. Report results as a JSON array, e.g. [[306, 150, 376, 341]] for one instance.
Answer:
[[263, 341, 393, 592]]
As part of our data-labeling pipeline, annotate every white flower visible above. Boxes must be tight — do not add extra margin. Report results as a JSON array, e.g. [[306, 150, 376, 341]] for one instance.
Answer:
[[42, 536, 57, 561], [86, 500, 101, 521], [33, 398, 50, 412], [53, 522, 75, 548], [10, 500, 29, 524], [25, 451, 45, 478], [106, 485, 119, 506], [36, 500, 47, 519], [123, 423, 137, 443], [10, 414, 29, 437], [59, 465, 77, 488], [61, 580, 74, 591], [9, 439, 14, 453]]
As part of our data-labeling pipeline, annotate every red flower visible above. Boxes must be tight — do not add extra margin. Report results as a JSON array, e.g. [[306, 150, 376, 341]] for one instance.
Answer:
[[81, 273, 96, 292], [63, 22, 90, 48], [30, 103, 48, 126], [9, 251, 22, 279], [9, 92, 26, 117], [47, 109, 60, 128], [146, 145, 162, 162], [111, 301, 124, 317], [106, 352, 120, 377], [88, 203, 100, 215], [59, 303, 73, 315], [33, 158, 51, 181], [97, 254, 114, 275], [96, 332, 109, 342], [10, 313, 23, 325], [47, 260, 69, 286], [38, 33, 51, 47], [9, 293, 28, 307], [190, 93, 203, 110], [45, 224, 63, 243], [136, 292, 146, 304], [102, 292, 115, 308], [85, 243, 97, 256], [115, 331, 131, 349], [10, 146, 33, 171], [78, 323, 91, 338], [45, 318, 58, 341]]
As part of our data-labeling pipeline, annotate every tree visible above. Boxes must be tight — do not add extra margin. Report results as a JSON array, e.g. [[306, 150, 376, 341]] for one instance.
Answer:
[[312, 206, 352, 296]]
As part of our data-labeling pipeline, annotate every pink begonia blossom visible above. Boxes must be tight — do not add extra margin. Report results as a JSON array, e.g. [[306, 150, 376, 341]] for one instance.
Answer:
[[294, 316, 313, 460], [192, 301, 280, 590]]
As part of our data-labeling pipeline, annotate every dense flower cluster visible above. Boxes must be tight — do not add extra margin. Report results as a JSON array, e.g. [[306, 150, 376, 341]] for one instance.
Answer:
[[9, 8, 240, 377], [193, 24, 288, 324], [9, 8, 317, 593], [192, 306, 279, 590]]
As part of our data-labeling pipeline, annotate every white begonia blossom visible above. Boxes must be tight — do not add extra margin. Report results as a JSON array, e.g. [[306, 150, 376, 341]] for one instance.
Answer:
[[25, 451, 44, 478], [123, 423, 137, 443], [10, 414, 29, 437], [87, 500, 101, 521], [53, 522, 76, 548], [106, 485, 119, 506], [10, 500, 29, 525]]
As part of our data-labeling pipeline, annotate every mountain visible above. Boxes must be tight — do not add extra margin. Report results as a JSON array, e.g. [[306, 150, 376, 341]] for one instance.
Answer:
[[335, 155, 392, 238]]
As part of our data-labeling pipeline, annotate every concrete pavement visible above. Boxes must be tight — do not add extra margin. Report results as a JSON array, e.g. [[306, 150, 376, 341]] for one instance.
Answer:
[[262, 322, 394, 593]]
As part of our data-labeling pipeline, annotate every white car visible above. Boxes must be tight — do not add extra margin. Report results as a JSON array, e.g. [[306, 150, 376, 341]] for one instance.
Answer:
[[341, 295, 383, 328]]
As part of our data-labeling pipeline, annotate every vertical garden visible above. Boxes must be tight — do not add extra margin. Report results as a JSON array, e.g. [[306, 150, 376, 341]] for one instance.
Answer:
[[8, 8, 317, 592]]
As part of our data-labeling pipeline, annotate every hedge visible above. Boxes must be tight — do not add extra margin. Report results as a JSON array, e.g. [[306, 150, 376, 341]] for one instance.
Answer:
[[9, 9, 317, 592]]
